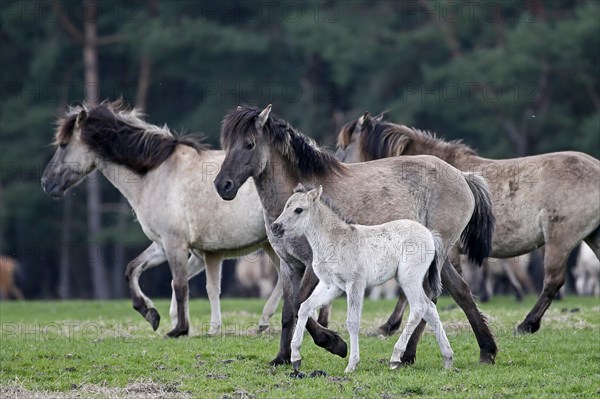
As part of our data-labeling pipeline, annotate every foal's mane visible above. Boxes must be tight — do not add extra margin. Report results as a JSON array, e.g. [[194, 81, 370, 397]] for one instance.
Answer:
[[221, 106, 347, 179], [360, 119, 477, 161], [55, 100, 208, 174], [293, 185, 354, 225]]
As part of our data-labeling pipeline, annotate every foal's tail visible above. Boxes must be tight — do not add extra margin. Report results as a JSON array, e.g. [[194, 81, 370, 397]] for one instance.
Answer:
[[428, 231, 444, 299], [461, 172, 495, 266]]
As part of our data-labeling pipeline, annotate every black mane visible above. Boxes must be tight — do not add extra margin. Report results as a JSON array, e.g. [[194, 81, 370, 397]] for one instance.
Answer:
[[221, 106, 347, 179], [56, 101, 208, 175]]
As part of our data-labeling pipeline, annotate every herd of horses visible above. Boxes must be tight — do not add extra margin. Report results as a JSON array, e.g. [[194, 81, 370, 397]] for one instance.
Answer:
[[40, 100, 600, 372]]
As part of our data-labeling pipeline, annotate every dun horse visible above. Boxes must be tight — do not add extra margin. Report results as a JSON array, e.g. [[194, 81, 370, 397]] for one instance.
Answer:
[[41, 101, 282, 337], [336, 113, 600, 333], [215, 105, 496, 366], [272, 185, 453, 373]]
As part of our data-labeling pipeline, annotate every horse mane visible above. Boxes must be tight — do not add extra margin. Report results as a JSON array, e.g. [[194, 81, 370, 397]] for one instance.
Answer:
[[221, 106, 347, 179], [55, 100, 208, 175], [293, 185, 354, 225], [337, 119, 358, 149], [360, 119, 477, 161]]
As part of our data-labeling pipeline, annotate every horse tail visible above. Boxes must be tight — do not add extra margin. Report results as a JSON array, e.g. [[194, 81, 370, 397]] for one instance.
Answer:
[[461, 172, 495, 267], [427, 230, 444, 299]]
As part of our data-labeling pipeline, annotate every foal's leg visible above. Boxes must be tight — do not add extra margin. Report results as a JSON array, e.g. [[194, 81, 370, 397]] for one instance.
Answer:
[[390, 291, 427, 369], [164, 243, 190, 338], [204, 253, 223, 335], [400, 258, 497, 365], [291, 282, 341, 371], [259, 244, 283, 331], [344, 281, 366, 373], [169, 254, 205, 331], [422, 301, 453, 369], [125, 243, 167, 331]]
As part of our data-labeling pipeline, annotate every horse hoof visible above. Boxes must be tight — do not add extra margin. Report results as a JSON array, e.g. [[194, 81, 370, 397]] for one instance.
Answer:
[[389, 361, 403, 370], [145, 308, 160, 331], [165, 328, 188, 338], [479, 352, 496, 364], [400, 354, 415, 365], [323, 333, 348, 358], [269, 355, 290, 366], [291, 360, 301, 371], [515, 321, 539, 335], [257, 325, 269, 333], [377, 324, 396, 337], [289, 370, 306, 379]]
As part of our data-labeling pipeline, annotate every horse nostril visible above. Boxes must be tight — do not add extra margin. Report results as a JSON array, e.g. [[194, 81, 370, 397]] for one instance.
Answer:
[[223, 180, 233, 192], [271, 223, 283, 235]]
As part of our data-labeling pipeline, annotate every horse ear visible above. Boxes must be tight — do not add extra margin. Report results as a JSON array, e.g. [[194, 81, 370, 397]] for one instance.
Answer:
[[256, 104, 272, 130], [374, 110, 387, 121], [307, 185, 323, 203], [75, 110, 87, 131], [294, 183, 306, 193], [357, 112, 369, 127]]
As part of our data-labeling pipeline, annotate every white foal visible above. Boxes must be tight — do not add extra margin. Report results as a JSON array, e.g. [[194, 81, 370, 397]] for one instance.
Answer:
[[271, 184, 453, 373]]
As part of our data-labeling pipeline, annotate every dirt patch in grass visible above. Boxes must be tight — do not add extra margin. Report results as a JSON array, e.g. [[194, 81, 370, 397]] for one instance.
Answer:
[[1, 378, 190, 399]]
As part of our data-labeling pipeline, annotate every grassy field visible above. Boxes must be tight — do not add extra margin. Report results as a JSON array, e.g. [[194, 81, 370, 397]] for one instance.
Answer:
[[1, 296, 599, 398]]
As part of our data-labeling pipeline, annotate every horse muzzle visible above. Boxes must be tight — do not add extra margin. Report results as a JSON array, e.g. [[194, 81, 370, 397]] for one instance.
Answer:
[[41, 177, 64, 198], [214, 176, 239, 201], [270, 222, 285, 238]]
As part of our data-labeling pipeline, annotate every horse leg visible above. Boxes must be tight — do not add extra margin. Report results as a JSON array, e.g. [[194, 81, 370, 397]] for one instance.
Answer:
[[10, 284, 24, 300], [503, 260, 525, 301], [376, 293, 408, 337], [584, 226, 600, 260], [317, 303, 331, 328], [204, 253, 223, 335], [291, 282, 341, 371], [517, 243, 571, 334], [125, 243, 167, 331], [270, 260, 301, 366], [259, 244, 283, 331], [344, 282, 365, 373], [390, 285, 426, 369], [436, 259, 497, 364], [480, 259, 491, 302], [164, 243, 190, 338], [300, 265, 348, 359], [169, 254, 205, 331], [422, 300, 453, 369]]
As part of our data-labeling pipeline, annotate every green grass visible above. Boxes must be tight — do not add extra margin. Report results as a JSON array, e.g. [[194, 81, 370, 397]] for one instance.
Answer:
[[1, 296, 599, 398]]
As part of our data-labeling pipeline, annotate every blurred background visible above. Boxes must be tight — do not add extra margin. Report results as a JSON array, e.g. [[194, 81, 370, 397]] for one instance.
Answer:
[[1, 0, 598, 300]]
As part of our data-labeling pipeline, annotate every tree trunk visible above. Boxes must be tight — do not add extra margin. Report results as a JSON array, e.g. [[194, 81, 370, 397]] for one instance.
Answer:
[[83, 0, 110, 299]]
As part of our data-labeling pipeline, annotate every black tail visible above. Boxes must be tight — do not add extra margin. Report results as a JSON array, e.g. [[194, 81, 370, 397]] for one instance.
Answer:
[[428, 231, 444, 298], [461, 172, 495, 266]]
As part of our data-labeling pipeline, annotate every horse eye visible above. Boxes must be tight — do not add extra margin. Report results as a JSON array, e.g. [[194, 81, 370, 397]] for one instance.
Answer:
[[294, 208, 303, 214], [59, 143, 67, 149], [246, 142, 255, 150]]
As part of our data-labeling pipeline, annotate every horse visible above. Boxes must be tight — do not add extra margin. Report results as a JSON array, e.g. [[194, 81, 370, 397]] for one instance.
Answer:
[[272, 184, 453, 373], [573, 243, 600, 296], [214, 104, 496, 366], [0, 256, 24, 300], [461, 254, 534, 302], [336, 113, 600, 334], [235, 250, 278, 298], [40, 100, 283, 337]]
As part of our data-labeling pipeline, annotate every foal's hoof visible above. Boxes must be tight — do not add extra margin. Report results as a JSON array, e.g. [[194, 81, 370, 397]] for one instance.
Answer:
[[165, 327, 189, 338], [389, 361, 404, 370], [291, 360, 301, 371], [145, 308, 160, 331], [269, 355, 291, 366]]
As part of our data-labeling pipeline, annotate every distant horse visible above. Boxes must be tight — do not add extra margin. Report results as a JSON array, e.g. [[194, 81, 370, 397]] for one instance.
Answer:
[[235, 250, 278, 299], [272, 185, 453, 372], [41, 101, 282, 337], [0, 256, 24, 300], [336, 113, 600, 334], [215, 104, 496, 366], [461, 254, 534, 301], [573, 243, 600, 296]]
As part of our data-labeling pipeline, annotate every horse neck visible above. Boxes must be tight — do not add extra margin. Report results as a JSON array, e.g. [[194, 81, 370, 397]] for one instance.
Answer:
[[95, 159, 145, 209], [303, 202, 349, 253], [254, 149, 302, 224]]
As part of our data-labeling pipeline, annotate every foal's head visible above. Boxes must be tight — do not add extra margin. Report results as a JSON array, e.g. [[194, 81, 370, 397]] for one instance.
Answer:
[[270, 184, 322, 239]]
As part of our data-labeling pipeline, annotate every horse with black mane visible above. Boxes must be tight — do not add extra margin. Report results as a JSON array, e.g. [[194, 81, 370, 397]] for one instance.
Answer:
[[41, 100, 283, 337], [215, 104, 497, 366], [336, 113, 600, 334]]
